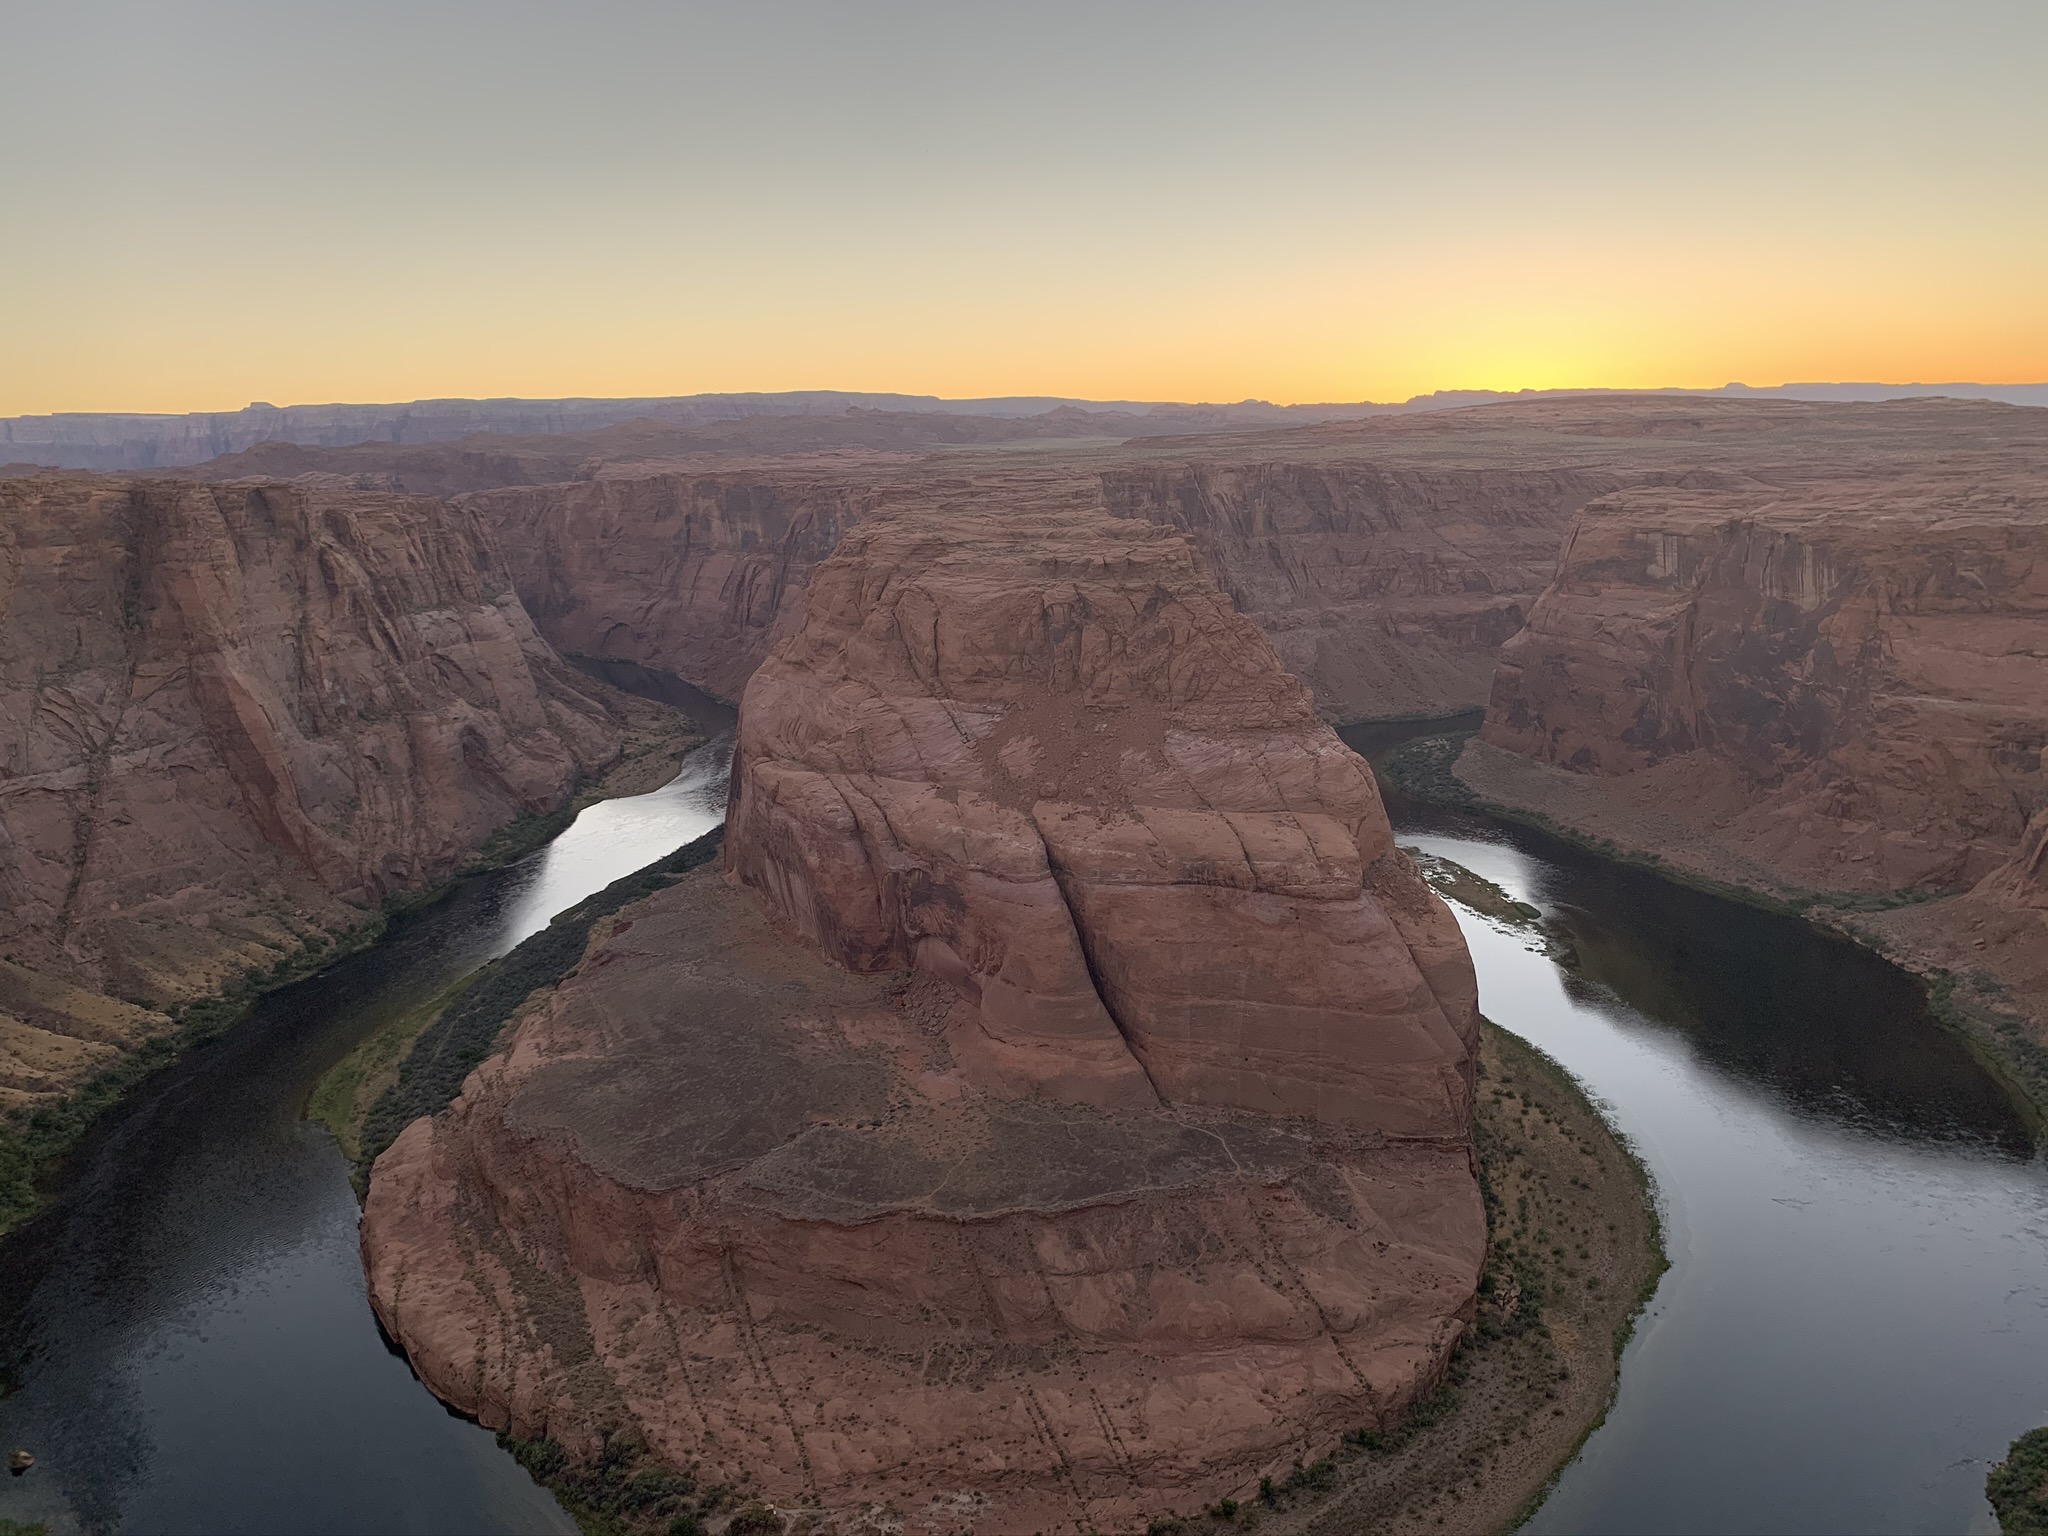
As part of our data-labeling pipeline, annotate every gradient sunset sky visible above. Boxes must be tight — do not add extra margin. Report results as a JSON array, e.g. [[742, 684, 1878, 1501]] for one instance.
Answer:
[[6, 0, 2044, 415]]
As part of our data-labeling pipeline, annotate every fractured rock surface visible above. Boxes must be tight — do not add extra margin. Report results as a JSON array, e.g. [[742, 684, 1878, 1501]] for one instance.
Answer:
[[0, 475, 623, 1110], [363, 507, 1485, 1528], [725, 507, 1480, 1134]]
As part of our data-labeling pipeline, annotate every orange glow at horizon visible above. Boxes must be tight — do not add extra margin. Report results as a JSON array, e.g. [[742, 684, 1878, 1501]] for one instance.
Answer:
[[4, 4, 2043, 417]]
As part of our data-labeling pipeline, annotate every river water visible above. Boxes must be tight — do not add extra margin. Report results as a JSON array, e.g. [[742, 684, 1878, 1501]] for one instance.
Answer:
[[2, 703, 2042, 1534], [1342, 722, 2048, 1536], [0, 669, 733, 1536]]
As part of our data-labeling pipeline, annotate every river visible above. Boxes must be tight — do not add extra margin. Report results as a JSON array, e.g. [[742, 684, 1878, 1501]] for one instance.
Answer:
[[1343, 719, 2048, 1536], [0, 668, 733, 1536], [1, 706, 2042, 1534]]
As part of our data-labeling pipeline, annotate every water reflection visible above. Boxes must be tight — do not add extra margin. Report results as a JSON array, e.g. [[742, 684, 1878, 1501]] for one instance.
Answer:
[[0, 723, 734, 1536], [497, 732, 731, 952]]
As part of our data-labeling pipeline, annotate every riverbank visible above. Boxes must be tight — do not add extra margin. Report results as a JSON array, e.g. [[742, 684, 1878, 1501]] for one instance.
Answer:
[[441, 1002, 1660, 1536], [1377, 731, 2048, 1134], [1238, 1019, 1664, 1536], [0, 686, 700, 1243]]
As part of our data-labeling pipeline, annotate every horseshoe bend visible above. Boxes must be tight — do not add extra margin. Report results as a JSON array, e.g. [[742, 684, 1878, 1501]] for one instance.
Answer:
[[359, 507, 1490, 1528]]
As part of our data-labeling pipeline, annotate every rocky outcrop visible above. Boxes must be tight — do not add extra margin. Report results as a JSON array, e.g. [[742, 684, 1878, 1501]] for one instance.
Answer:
[[0, 475, 624, 1111], [1481, 480, 2048, 893], [362, 508, 1485, 1529], [467, 447, 1613, 724], [725, 507, 1480, 1132]]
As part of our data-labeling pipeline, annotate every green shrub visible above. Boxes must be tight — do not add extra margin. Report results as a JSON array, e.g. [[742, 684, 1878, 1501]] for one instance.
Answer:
[[1989, 1426, 2048, 1536]]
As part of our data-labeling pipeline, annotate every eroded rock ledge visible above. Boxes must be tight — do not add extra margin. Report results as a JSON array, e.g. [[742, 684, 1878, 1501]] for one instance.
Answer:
[[363, 508, 1485, 1529]]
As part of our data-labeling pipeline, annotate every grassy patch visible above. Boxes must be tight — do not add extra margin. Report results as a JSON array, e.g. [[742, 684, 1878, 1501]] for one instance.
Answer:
[[307, 973, 479, 1165], [496, 1429, 733, 1536], [355, 827, 726, 1181], [1990, 1426, 2048, 1536]]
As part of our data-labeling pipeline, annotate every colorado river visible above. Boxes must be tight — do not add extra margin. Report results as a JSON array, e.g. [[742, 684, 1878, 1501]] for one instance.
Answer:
[[1345, 722, 2048, 1535], [2, 701, 2042, 1534], [0, 671, 733, 1536]]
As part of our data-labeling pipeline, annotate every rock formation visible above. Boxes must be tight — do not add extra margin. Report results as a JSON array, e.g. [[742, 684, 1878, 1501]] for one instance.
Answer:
[[462, 430, 1619, 723], [1098, 458, 1612, 720], [1480, 475, 2048, 893], [0, 475, 625, 1113], [464, 467, 889, 703], [724, 508, 1480, 1131], [1464, 400, 2048, 1112], [362, 507, 1485, 1529]]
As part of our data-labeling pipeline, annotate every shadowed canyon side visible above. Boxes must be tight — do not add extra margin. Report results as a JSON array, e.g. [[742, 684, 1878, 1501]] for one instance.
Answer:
[[0, 475, 627, 1116], [455, 426, 1618, 724], [1462, 412, 2048, 1103], [1096, 459, 1612, 721], [361, 507, 1487, 1530]]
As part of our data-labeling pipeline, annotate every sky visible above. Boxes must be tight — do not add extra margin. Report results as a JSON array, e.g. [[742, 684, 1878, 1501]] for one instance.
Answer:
[[4, 0, 2045, 415]]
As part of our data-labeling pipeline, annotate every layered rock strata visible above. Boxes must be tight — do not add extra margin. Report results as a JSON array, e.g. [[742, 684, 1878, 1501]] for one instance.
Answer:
[[0, 475, 624, 1111], [363, 508, 1485, 1528], [1481, 479, 2048, 893], [1098, 459, 1612, 720], [724, 508, 1481, 1131], [1468, 433, 2048, 1109]]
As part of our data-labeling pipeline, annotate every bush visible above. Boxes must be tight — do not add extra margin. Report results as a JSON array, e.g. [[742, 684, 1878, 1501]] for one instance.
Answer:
[[1989, 1426, 2048, 1536]]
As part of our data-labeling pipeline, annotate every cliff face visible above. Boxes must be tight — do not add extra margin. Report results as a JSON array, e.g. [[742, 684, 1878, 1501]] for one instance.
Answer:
[[0, 476, 622, 1111], [725, 507, 1480, 1133], [362, 508, 1485, 1529], [1099, 460, 1613, 720], [464, 469, 883, 702], [1481, 481, 2048, 893], [467, 449, 1611, 723]]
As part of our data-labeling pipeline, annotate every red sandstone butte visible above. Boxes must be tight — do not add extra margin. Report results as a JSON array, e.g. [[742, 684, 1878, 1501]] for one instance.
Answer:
[[363, 507, 1484, 1530]]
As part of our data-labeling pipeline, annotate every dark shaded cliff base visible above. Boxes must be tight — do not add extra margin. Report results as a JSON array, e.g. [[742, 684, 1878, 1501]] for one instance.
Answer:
[[1422, 736, 2048, 1127]]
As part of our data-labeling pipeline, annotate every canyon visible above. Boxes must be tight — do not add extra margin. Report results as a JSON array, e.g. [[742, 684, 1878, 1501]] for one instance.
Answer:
[[360, 507, 1488, 1529], [6, 391, 2046, 1529], [1459, 396, 2048, 1109], [0, 475, 636, 1120]]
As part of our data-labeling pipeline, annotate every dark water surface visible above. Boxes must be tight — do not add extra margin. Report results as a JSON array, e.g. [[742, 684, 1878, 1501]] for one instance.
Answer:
[[0, 696, 732, 1535], [1344, 722, 2048, 1535]]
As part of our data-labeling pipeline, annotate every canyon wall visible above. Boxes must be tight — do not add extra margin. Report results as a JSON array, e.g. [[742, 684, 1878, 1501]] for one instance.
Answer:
[[0, 475, 624, 1112], [724, 506, 1481, 1130], [466, 442, 1614, 721], [1480, 482, 2048, 893], [1099, 459, 1613, 719], [464, 469, 890, 702], [363, 507, 1485, 1528]]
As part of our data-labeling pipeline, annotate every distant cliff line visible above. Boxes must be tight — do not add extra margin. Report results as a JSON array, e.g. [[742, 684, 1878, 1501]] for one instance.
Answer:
[[7, 382, 2045, 471]]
